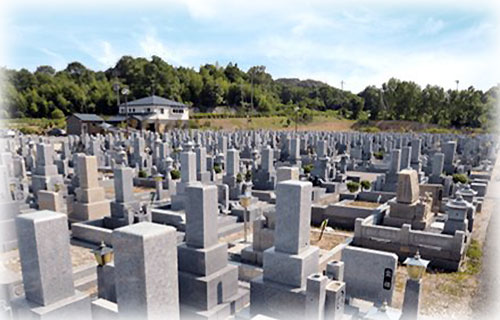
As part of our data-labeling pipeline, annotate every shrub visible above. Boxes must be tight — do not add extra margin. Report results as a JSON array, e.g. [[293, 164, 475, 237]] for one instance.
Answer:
[[50, 109, 65, 119], [213, 164, 222, 174], [170, 169, 181, 180], [138, 170, 148, 178], [303, 164, 314, 174], [358, 126, 380, 133], [18, 126, 40, 135], [346, 181, 360, 193], [373, 151, 384, 160], [188, 119, 200, 129], [452, 174, 468, 184], [360, 180, 371, 190]]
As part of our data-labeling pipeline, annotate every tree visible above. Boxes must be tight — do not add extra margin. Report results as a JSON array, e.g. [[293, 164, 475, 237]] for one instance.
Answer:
[[35, 65, 56, 76]]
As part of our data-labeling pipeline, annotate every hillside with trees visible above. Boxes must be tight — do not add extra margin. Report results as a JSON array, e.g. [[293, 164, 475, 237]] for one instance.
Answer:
[[1, 55, 498, 130]]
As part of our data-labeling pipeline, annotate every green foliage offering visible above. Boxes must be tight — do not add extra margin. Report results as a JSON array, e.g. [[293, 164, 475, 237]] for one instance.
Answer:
[[360, 180, 371, 190], [245, 170, 252, 182], [170, 169, 181, 180], [213, 164, 222, 174], [138, 170, 147, 178], [346, 181, 360, 193], [236, 173, 243, 183], [452, 174, 469, 184], [373, 151, 384, 160], [303, 164, 314, 174], [2, 56, 497, 130]]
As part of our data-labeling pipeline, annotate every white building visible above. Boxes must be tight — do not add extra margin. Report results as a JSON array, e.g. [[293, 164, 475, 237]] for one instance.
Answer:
[[116, 95, 189, 131]]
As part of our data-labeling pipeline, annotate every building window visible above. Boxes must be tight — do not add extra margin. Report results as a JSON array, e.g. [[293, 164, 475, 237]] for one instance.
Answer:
[[147, 108, 151, 112], [172, 109, 184, 114], [161, 108, 164, 114]]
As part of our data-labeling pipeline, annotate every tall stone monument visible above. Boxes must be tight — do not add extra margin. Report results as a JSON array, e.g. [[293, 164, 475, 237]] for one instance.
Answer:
[[71, 155, 111, 222], [251, 180, 333, 319], [177, 184, 245, 318]]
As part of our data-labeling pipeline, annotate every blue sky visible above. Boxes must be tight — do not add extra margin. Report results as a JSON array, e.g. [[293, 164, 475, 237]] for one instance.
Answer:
[[2, 0, 499, 92]]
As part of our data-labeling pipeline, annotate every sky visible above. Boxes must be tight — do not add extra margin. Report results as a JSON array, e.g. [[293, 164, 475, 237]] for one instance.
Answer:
[[1, 0, 499, 93]]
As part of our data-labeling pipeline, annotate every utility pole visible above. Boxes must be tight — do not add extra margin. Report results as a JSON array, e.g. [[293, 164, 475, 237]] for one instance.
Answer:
[[294, 106, 299, 137], [250, 68, 255, 115], [113, 83, 120, 107], [121, 88, 130, 136], [455, 80, 459, 91], [341, 80, 345, 91]]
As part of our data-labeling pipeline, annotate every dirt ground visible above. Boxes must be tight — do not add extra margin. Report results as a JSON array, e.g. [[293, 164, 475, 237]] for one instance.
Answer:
[[310, 228, 351, 251], [345, 201, 381, 208], [222, 226, 352, 252], [1, 245, 96, 274], [205, 116, 355, 132]]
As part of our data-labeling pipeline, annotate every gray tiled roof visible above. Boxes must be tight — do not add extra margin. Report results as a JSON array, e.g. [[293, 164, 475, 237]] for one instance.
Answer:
[[106, 115, 128, 122], [121, 95, 186, 108], [72, 113, 104, 122]]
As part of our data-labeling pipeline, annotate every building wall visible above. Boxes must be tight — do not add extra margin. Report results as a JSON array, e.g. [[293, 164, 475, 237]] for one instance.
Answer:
[[67, 116, 82, 135], [119, 105, 189, 120], [67, 116, 103, 136]]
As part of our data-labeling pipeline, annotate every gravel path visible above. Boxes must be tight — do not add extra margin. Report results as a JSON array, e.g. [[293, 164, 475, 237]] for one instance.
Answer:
[[471, 157, 500, 319]]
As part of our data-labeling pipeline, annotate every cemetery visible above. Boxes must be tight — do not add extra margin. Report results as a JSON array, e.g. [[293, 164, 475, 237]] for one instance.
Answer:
[[0, 127, 497, 320]]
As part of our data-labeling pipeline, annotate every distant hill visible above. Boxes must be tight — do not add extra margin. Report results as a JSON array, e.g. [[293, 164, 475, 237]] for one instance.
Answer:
[[1, 55, 498, 129]]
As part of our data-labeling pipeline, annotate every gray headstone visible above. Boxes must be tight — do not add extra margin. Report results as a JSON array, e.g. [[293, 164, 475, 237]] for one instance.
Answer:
[[16, 211, 75, 306], [185, 184, 218, 249], [113, 222, 179, 319], [274, 180, 312, 255]]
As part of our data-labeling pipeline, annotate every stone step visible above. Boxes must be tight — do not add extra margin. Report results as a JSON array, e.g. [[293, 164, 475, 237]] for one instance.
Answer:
[[74, 273, 97, 293], [72, 263, 97, 281], [218, 215, 238, 228], [218, 222, 244, 239]]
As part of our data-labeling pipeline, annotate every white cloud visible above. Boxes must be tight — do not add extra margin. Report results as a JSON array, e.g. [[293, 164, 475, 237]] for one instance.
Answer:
[[3, 0, 499, 91], [99, 41, 120, 67], [419, 17, 445, 35], [39, 48, 67, 70], [258, 20, 499, 93]]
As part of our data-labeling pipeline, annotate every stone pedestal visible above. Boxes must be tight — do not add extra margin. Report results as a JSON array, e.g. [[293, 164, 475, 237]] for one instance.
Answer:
[[401, 279, 421, 320], [37, 190, 65, 212]]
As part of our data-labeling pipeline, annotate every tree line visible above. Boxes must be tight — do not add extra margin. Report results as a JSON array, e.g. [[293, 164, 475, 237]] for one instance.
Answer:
[[1, 55, 498, 129]]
